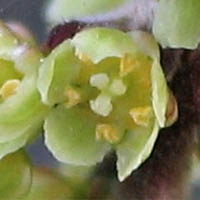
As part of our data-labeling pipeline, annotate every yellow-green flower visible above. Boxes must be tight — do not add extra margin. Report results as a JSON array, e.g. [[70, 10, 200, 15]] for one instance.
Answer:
[[38, 27, 177, 181], [0, 21, 48, 159]]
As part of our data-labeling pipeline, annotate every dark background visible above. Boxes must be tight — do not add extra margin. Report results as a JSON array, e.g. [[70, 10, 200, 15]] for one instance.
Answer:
[[0, 0, 47, 42]]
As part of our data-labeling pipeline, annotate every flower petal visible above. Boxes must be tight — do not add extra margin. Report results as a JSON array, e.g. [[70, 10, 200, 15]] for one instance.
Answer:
[[151, 60, 169, 127], [129, 31, 169, 127], [0, 76, 48, 142], [0, 118, 43, 159], [116, 120, 159, 182], [37, 40, 81, 105], [72, 27, 140, 63], [44, 105, 110, 166]]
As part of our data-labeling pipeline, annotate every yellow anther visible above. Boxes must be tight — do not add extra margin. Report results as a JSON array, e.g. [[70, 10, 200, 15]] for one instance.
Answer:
[[120, 54, 139, 77], [64, 87, 81, 108], [129, 106, 152, 127], [75, 49, 93, 65], [96, 124, 120, 144], [0, 79, 20, 99]]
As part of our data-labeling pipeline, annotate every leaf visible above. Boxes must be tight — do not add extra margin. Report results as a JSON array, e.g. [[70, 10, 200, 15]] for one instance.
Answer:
[[44, 105, 110, 166], [0, 151, 32, 200], [37, 40, 81, 105], [116, 120, 159, 182], [72, 27, 140, 63], [153, 0, 200, 49]]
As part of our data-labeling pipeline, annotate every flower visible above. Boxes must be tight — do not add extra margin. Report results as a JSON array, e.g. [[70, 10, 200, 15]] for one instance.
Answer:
[[38, 27, 177, 181], [0, 21, 48, 159]]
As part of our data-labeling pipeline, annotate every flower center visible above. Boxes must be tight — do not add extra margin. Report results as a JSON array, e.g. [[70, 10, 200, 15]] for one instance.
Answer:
[[89, 72, 127, 117]]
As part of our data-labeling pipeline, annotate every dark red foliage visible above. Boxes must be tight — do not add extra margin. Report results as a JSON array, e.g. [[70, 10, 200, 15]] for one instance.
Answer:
[[43, 21, 86, 53]]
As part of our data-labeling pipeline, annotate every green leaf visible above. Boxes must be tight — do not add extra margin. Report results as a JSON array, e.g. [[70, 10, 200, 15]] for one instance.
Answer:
[[25, 168, 72, 200], [45, 0, 131, 25], [0, 151, 32, 200], [153, 0, 200, 49], [44, 105, 110, 166], [151, 60, 169, 127], [72, 27, 139, 63], [37, 40, 81, 105], [116, 120, 159, 182]]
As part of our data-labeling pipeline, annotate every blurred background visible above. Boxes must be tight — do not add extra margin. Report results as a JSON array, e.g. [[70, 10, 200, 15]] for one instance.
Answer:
[[0, 0, 200, 199]]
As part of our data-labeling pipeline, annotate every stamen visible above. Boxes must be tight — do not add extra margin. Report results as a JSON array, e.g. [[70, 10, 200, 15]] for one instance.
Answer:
[[96, 124, 119, 143], [109, 79, 127, 96], [0, 79, 20, 99], [90, 94, 112, 117], [90, 73, 109, 90], [129, 106, 152, 127], [64, 86, 81, 108], [120, 54, 139, 77]]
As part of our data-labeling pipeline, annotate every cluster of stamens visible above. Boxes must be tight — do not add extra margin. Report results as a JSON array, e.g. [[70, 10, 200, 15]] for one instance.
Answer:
[[64, 52, 152, 144]]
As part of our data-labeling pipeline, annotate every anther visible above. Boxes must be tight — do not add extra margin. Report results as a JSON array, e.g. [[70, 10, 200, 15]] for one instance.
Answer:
[[0, 79, 20, 99], [64, 86, 81, 108], [96, 124, 120, 143], [129, 106, 152, 127]]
